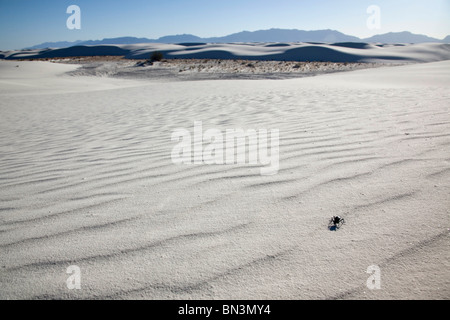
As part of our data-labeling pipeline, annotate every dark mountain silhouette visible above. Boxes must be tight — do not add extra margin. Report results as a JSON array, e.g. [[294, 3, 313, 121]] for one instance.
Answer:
[[25, 29, 450, 49]]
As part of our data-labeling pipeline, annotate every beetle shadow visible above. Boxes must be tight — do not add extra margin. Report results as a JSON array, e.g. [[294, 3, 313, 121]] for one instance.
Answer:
[[328, 225, 338, 231]]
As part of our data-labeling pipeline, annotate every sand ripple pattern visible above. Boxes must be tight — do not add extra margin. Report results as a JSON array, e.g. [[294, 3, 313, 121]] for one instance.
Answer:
[[0, 63, 449, 299]]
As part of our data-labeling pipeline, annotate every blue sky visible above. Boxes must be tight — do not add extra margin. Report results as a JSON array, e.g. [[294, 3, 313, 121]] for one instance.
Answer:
[[0, 0, 449, 50]]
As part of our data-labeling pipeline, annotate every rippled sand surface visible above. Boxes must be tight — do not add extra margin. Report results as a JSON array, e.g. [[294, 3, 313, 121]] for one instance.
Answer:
[[0, 60, 449, 299]]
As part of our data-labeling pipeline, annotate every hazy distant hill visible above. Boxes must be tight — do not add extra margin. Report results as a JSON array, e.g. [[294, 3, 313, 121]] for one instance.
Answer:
[[29, 40, 84, 49], [363, 31, 443, 44], [158, 34, 204, 43], [79, 37, 153, 46], [204, 29, 360, 43], [26, 29, 450, 49]]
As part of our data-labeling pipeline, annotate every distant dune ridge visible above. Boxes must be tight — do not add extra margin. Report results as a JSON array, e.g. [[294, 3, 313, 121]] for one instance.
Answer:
[[2, 42, 450, 63], [2, 29, 449, 63], [22, 29, 450, 50]]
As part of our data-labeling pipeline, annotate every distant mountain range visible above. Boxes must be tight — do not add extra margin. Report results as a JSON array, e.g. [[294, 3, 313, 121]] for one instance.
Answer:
[[27, 29, 450, 49]]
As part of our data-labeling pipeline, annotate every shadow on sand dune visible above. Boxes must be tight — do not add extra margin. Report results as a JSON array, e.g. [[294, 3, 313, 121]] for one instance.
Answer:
[[1, 43, 440, 63], [7, 45, 129, 60], [330, 42, 372, 49]]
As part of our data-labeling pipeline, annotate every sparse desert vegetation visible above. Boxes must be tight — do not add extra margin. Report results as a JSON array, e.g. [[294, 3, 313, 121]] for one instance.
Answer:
[[38, 56, 388, 80]]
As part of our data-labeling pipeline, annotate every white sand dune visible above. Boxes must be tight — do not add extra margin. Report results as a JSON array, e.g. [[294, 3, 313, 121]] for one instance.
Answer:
[[0, 60, 449, 300], [2, 42, 450, 63], [0, 61, 145, 96]]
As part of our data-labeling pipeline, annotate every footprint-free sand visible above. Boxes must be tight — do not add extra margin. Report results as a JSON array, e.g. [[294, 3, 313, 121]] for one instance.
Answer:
[[0, 58, 449, 300]]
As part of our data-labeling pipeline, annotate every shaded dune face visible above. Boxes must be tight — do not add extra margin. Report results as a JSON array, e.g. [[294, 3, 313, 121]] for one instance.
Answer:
[[0, 60, 449, 300], [2, 43, 450, 63]]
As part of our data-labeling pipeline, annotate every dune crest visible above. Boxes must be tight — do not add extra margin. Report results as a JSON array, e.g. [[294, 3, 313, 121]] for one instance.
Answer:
[[2, 42, 450, 63]]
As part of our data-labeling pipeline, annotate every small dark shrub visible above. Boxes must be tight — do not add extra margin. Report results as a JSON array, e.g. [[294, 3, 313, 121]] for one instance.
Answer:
[[150, 51, 164, 62]]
